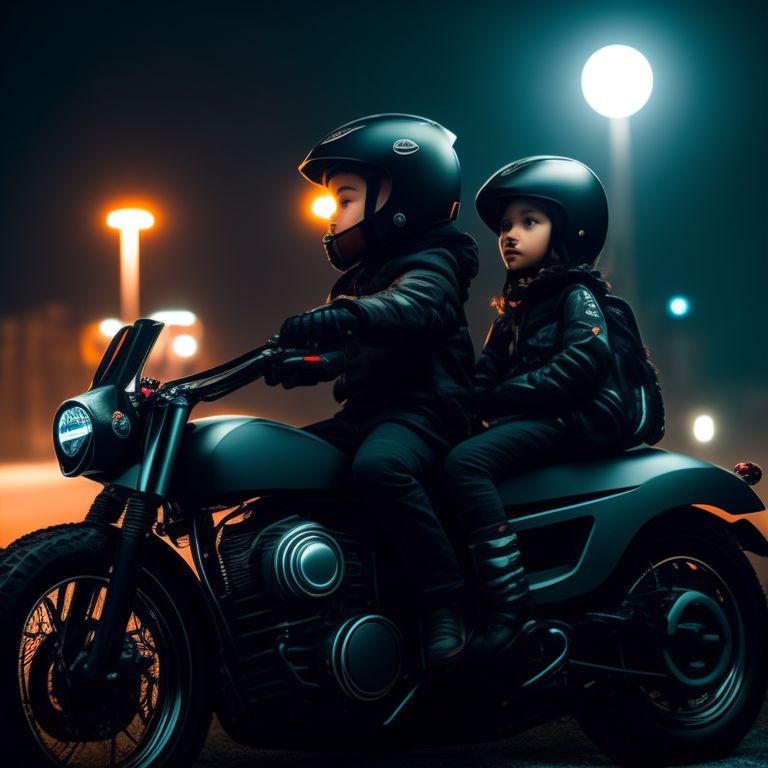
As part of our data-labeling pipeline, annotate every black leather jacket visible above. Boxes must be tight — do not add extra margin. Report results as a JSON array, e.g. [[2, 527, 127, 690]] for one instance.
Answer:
[[327, 224, 480, 442], [475, 265, 625, 447]]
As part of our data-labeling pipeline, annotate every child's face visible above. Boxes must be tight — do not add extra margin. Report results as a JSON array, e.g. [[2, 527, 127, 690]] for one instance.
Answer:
[[498, 199, 553, 272], [327, 172, 390, 235]]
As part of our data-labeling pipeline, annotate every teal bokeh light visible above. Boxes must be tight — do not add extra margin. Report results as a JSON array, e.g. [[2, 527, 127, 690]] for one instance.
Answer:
[[668, 296, 690, 317]]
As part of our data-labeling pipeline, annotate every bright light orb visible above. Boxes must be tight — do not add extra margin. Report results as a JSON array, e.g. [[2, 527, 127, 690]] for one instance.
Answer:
[[311, 195, 337, 220], [668, 296, 690, 317], [693, 415, 715, 443], [107, 208, 155, 230], [581, 45, 653, 118], [172, 334, 198, 358], [99, 318, 123, 337], [151, 310, 197, 327]]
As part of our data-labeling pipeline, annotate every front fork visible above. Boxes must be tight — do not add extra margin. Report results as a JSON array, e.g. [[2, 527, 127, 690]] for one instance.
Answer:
[[72, 394, 192, 680]]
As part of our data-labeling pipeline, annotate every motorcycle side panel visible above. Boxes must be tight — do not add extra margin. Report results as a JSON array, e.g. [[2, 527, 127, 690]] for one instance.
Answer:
[[497, 447, 767, 604]]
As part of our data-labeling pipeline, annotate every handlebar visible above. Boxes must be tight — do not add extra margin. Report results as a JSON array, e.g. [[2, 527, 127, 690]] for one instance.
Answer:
[[155, 339, 343, 404]]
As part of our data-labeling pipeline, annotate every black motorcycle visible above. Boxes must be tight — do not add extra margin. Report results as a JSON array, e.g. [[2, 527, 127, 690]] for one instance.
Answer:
[[1, 318, 767, 768]]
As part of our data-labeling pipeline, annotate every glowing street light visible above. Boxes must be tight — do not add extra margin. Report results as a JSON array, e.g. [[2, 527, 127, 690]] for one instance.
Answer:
[[106, 208, 155, 323], [311, 195, 336, 220], [581, 45, 653, 119], [582, 45, 653, 305]]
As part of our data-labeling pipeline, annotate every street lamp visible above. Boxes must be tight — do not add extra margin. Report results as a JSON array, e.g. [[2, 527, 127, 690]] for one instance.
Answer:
[[106, 208, 155, 323], [581, 45, 653, 119], [582, 45, 653, 304]]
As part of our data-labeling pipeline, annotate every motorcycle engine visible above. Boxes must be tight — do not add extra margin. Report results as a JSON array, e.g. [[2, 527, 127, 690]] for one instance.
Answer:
[[214, 499, 408, 731]]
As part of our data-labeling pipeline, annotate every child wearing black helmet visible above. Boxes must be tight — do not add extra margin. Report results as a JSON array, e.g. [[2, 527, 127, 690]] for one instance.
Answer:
[[444, 156, 633, 662], [273, 114, 480, 669]]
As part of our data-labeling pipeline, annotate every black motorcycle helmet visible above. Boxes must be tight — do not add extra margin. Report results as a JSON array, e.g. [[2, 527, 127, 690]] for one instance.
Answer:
[[475, 156, 608, 265], [299, 113, 461, 271]]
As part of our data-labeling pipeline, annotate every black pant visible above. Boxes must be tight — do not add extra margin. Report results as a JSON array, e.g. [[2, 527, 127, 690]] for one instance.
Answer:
[[444, 416, 576, 532], [304, 413, 464, 604]]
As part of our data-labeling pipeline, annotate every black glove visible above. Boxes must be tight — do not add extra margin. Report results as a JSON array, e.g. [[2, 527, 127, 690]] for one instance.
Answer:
[[279, 305, 358, 352], [264, 352, 344, 389]]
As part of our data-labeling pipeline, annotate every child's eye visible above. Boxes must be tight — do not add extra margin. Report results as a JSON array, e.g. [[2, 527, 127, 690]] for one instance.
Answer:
[[524, 217, 538, 227], [500, 220, 511, 232], [339, 199, 350, 208]]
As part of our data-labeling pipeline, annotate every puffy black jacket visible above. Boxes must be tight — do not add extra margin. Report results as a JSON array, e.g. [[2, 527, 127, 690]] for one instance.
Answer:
[[327, 223, 480, 441], [475, 265, 625, 447]]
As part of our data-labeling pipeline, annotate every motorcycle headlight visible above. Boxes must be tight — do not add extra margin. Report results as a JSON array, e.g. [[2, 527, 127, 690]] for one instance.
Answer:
[[57, 406, 93, 458]]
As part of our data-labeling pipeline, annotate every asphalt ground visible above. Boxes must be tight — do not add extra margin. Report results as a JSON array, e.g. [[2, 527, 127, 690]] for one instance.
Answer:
[[194, 703, 768, 767]]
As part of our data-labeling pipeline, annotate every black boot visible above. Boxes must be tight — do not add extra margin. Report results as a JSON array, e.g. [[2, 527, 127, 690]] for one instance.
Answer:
[[422, 604, 466, 671], [467, 521, 535, 661]]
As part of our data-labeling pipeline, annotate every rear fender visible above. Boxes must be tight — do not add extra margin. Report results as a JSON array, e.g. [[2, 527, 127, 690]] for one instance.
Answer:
[[516, 464, 767, 605]]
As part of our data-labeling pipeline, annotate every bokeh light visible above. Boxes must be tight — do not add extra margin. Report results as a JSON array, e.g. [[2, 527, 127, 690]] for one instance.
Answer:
[[172, 334, 198, 358], [311, 195, 336, 220], [668, 296, 690, 317], [99, 318, 123, 338], [150, 310, 197, 326], [693, 414, 715, 443], [581, 45, 653, 118]]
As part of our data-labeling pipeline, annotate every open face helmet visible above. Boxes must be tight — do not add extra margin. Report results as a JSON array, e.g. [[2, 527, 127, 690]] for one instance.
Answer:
[[475, 156, 608, 265], [300, 113, 461, 271]]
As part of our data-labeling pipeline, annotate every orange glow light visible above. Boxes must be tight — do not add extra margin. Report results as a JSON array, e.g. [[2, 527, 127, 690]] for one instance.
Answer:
[[106, 208, 155, 231], [106, 207, 155, 322], [311, 195, 336, 220]]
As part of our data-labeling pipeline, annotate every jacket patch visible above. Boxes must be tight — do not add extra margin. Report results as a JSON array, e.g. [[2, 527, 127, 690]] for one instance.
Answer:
[[592, 326, 602, 335]]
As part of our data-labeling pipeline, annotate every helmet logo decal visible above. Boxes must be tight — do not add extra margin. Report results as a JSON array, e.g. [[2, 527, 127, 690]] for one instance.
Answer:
[[393, 139, 419, 155], [500, 159, 533, 176], [320, 124, 366, 145]]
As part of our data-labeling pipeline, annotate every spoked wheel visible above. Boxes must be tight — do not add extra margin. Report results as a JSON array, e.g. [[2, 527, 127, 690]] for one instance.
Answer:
[[578, 516, 768, 767], [0, 524, 214, 768]]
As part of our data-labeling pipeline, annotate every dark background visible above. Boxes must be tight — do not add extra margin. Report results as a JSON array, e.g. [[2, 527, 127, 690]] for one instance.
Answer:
[[1, 0, 766, 467]]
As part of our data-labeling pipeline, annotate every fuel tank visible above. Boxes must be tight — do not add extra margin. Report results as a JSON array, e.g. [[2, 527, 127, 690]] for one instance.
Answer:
[[161, 416, 351, 504]]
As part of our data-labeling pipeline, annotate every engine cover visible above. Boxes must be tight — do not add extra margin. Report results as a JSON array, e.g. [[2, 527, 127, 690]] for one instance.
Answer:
[[330, 615, 403, 701], [271, 522, 345, 599]]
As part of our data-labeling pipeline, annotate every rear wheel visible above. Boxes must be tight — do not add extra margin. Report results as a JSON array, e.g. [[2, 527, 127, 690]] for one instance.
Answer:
[[0, 523, 214, 768], [577, 517, 768, 766]]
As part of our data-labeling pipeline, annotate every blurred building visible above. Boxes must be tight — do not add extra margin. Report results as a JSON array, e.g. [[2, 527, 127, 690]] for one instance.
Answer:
[[0, 304, 88, 461]]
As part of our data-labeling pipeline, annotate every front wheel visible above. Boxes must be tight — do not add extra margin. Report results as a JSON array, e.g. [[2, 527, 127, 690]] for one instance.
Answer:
[[0, 523, 214, 768], [577, 516, 768, 767]]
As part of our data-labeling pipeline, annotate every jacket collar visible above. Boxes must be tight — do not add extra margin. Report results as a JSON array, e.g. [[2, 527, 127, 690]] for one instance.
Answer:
[[502, 263, 609, 309]]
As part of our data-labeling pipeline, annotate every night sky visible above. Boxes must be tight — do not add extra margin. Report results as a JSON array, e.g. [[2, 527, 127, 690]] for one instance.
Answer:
[[2, 0, 766, 460]]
